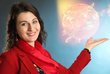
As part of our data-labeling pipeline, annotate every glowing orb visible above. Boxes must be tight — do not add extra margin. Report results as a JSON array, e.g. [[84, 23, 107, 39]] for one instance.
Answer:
[[60, 3, 99, 44]]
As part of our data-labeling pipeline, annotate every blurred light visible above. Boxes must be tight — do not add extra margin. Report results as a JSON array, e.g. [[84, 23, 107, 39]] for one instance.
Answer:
[[57, 0, 99, 44]]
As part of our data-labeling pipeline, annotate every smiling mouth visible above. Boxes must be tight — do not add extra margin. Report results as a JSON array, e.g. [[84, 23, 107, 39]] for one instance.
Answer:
[[27, 32, 36, 36]]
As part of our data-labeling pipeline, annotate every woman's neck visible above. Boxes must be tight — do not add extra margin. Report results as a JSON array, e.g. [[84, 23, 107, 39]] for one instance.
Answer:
[[28, 42, 35, 47]]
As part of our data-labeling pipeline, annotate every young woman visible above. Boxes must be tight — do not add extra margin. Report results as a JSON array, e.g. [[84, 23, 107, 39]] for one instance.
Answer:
[[0, 2, 108, 74]]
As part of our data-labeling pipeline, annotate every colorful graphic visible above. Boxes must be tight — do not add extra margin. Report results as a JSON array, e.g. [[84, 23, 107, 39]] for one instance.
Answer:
[[61, 3, 99, 43], [57, 0, 110, 44]]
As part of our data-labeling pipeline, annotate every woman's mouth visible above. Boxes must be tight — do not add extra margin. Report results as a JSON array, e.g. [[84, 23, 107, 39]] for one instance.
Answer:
[[27, 32, 36, 36]]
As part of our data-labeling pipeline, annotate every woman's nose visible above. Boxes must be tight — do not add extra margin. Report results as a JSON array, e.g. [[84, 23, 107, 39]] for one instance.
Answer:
[[28, 24, 33, 31]]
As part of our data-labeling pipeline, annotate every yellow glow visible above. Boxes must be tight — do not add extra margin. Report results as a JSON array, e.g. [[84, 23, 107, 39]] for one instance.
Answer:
[[57, 0, 76, 18]]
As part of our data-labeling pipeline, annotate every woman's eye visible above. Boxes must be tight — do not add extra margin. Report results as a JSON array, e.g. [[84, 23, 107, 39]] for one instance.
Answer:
[[21, 22, 28, 26], [33, 20, 38, 24], [21, 23, 26, 26]]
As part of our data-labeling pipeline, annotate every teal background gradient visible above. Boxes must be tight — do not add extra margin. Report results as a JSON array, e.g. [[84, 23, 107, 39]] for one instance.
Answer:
[[0, 0, 110, 74]]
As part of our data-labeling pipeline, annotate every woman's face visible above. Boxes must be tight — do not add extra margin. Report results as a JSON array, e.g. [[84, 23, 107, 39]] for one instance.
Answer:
[[16, 12, 40, 46]]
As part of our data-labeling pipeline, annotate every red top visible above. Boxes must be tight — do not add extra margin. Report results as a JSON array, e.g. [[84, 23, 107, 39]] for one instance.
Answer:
[[0, 40, 91, 74]]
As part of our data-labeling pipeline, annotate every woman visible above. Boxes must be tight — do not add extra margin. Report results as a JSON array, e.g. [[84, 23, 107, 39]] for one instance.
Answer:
[[0, 2, 108, 74]]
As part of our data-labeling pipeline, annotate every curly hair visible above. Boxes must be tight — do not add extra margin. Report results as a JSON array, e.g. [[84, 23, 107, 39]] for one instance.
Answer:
[[5, 2, 47, 50]]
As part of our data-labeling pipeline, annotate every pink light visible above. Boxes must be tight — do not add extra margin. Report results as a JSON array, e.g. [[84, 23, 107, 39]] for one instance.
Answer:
[[59, 3, 99, 44]]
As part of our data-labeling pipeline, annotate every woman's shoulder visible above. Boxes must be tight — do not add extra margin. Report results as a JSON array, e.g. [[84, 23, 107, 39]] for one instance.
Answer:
[[0, 47, 19, 73], [0, 47, 17, 57], [0, 47, 18, 64]]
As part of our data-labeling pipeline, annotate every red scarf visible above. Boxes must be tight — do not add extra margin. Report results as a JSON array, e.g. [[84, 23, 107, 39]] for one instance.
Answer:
[[16, 39, 59, 74]]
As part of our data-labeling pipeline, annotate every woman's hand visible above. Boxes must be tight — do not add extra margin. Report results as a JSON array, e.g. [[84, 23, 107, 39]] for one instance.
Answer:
[[85, 37, 108, 51]]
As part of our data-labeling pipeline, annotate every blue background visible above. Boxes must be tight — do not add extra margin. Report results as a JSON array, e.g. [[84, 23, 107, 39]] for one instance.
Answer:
[[0, 0, 110, 74]]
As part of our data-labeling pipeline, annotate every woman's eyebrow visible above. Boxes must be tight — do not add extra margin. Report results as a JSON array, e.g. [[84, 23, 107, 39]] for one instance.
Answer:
[[32, 18, 38, 21]]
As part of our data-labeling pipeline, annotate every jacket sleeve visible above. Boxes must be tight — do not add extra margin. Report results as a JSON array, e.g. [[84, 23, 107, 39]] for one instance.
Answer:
[[58, 49, 91, 74], [0, 51, 19, 74], [40, 48, 91, 74], [68, 49, 91, 74]]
